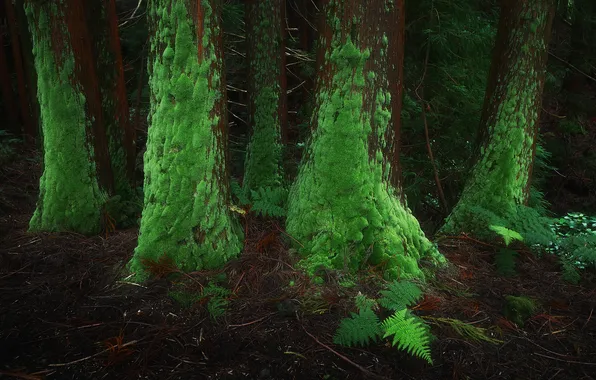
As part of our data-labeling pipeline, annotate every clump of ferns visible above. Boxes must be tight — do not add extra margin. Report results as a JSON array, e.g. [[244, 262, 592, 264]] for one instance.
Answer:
[[333, 280, 434, 364]]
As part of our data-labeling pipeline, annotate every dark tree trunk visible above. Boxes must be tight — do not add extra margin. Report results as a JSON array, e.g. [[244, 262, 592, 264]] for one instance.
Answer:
[[5, 0, 35, 140], [442, 0, 555, 236], [0, 20, 19, 131]]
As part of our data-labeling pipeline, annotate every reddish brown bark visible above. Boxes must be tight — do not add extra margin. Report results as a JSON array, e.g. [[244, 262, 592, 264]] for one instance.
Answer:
[[388, 0, 405, 190], [84, 0, 136, 190], [63, 0, 114, 193], [4, 0, 35, 140]]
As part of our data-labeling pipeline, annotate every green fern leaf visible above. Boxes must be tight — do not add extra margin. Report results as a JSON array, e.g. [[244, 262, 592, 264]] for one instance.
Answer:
[[378, 280, 423, 311], [333, 308, 381, 347], [355, 293, 378, 312], [489, 225, 524, 246], [250, 187, 287, 217], [382, 309, 433, 364], [495, 248, 518, 276]]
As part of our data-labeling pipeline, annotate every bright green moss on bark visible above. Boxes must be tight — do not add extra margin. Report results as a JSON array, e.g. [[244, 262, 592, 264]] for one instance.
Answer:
[[26, 2, 106, 235], [128, 0, 242, 279], [243, 0, 284, 194], [286, 2, 444, 280], [441, 0, 553, 239]]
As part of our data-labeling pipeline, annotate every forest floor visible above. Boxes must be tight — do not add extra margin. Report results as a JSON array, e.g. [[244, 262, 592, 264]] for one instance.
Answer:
[[1, 148, 595, 380]]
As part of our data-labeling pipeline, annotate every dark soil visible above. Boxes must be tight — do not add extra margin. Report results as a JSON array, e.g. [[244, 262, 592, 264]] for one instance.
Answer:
[[1, 148, 595, 380]]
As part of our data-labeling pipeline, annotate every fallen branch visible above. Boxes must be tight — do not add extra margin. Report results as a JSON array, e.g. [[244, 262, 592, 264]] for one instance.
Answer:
[[48, 340, 138, 367], [301, 325, 390, 380]]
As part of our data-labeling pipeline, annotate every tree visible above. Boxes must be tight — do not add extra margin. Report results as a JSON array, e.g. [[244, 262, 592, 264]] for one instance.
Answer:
[[85, 0, 136, 202], [25, 0, 107, 234], [441, 0, 555, 237], [286, 0, 445, 280], [128, 0, 243, 278], [242, 0, 287, 195]]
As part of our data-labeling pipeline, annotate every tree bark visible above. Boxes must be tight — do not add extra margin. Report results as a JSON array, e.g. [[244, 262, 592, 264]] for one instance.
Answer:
[[442, 0, 555, 236], [25, 0, 106, 234], [286, 0, 445, 279], [129, 0, 242, 278], [243, 0, 287, 194]]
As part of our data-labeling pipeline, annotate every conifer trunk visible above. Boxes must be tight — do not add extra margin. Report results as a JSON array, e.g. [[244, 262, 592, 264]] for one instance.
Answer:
[[286, 0, 444, 279], [242, 0, 287, 194], [25, 0, 106, 234], [0, 24, 19, 131], [129, 0, 242, 278], [441, 0, 555, 235]]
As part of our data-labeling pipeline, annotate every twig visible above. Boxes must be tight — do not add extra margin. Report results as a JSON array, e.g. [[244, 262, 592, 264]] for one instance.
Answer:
[[48, 340, 138, 367], [302, 325, 390, 380], [533, 352, 596, 366], [228, 313, 273, 328], [548, 51, 596, 84]]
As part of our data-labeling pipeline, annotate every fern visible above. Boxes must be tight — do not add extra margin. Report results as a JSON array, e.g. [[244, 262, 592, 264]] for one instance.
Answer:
[[333, 307, 382, 347], [489, 225, 524, 246], [382, 309, 433, 364], [378, 280, 423, 311], [424, 316, 502, 345], [250, 186, 288, 217], [495, 248, 518, 276], [230, 180, 250, 205], [354, 293, 378, 311]]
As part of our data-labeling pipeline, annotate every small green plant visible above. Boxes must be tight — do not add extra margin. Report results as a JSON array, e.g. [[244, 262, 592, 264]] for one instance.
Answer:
[[504, 295, 537, 327], [230, 181, 288, 218], [489, 225, 524, 246], [424, 316, 502, 345], [333, 281, 434, 364], [495, 248, 518, 276], [169, 282, 231, 319]]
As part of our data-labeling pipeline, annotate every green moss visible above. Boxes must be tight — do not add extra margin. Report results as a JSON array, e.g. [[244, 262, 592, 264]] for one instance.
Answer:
[[286, 3, 445, 280], [243, 0, 284, 195], [129, 0, 242, 279], [26, 2, 105, 235], [504, 295, 538, 326], [441, 1, 553, 240]]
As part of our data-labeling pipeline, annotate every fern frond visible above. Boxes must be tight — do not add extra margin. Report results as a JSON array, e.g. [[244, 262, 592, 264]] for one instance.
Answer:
[[378, 280, 423, 311], [355, 293, 378, 312], [333, 308, 381, 347], [425, 316, 502, 345], [250, 187, 288, 217], [489, 225, 524, 246], [382, 309, 433, 364], [495, 248, 518, 276]]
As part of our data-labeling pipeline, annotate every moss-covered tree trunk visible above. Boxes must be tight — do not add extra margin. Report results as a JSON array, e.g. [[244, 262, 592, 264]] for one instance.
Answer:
[[85, 0, 136, 201], [441, 0, 555, 235], [242, 0, 287, 194], [286, 0, 444, 280], [25, 0, 107, 234], [129, 0, 243, 278]]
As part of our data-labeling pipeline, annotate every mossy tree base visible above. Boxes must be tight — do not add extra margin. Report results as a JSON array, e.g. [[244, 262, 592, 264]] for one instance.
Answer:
[[286, 0, 445, 280], [26, 0, 106, 235], [128, 0, 242, 280], [441, 0, 555, 238]]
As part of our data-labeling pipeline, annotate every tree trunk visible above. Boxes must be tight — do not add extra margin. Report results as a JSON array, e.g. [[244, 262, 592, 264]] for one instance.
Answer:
[[129, 0, 243, 278], [25, 0, 106, 234], [0, 21, 19, 131], [441, 0, 555, 236], [286, 0, 444, 280], [242, 0, 287, 194], [85, 0, 136, 201], [5, 0, 35, 140]]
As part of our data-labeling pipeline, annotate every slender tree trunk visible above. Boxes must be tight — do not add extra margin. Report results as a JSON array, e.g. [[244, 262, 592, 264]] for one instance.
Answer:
[[14, 0, 40, 139], [5, 0, 35, 140], [129, 0, 243, 278], [286, 0, 444, 279], [25, 0, 106, 234], [242, 0, 287, 195], [85, 0, 136, 201], [0, 23, 19, 131], [442, 0, 555, 236]]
